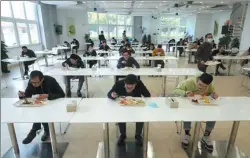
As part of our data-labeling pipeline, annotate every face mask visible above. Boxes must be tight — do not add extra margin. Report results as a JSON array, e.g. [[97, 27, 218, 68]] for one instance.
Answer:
[[207, 38, 213, 43]]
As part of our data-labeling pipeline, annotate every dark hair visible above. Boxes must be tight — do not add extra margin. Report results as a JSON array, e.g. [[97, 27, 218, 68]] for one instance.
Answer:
[[103, 40, 107, 44], [124, 74, 138, 84], [30, 71, 44, 80], [70, 54, 79, 60], [121, 41, 125, 44], [101, 31, 103, 33], [198, 73, 213, 85], [125, 43, 131, 47], [157, 44, 162, 48], [64, 41, 68, 43], [205, 33, 212, 38], [22, 46, 27, 49], [248, 47, 250, 52]]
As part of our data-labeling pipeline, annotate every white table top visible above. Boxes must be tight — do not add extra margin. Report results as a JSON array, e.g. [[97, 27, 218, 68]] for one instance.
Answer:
[[1, 57, 37, 63], [70, 97, 250, 123], [205, 61, 221, 66], [243, 68, 250, 72], [1, 98, 82, 123], [213, 55, 250, 60], [185, 49, 197, 52], [45, 68, 201, 76], [56, 46, 70, 50], [81, 56, 178, 61], [35, 50, 54, 55]]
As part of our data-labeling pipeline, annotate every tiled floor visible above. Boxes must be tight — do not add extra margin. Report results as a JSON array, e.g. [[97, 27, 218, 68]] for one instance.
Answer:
[[1, 51, 250, 158]]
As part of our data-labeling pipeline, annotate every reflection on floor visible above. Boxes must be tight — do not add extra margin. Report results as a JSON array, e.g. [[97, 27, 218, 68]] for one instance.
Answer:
[[1, 51, 250, 158]]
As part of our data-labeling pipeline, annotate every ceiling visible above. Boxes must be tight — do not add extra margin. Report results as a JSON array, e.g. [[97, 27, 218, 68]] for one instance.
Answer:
[[41, 0, 250, 16]]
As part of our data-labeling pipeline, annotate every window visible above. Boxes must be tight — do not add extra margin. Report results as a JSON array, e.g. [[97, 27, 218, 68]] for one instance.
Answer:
[[1, 1, 40, 47], [29, 24, 39, 44], [17, 23, 29, 45], [98, 13, 107, 24], [88, 12, 98, 24], [24, 2, 36, 20], [87, 12, 133, 40], [11, 1, 25, 19], [1, 1, 12, 17], [1, 21, 17, 46]]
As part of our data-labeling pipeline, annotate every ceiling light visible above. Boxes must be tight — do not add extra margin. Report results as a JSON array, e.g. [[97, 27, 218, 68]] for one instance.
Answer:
[[220, 10, 223, 11], [83, 1, 86, 3], [206, 6, 209, 8], [102, 1, 104, 2], [163, 1, 166, 2], [200, 2, 203, 4], [221, 1, 224, 3]]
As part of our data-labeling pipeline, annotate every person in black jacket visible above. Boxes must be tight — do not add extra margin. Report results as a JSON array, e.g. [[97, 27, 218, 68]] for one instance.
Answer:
[[63, 41, 71, 59], [211, 46, 227, 75], [84, 44, 97, 68], [87, 38, 94, 50], [21, 46, 37, 76], [62, 54, 85, 97], [99, 41, 111, 57], [71, 39, 80, 54], [107, 74, 151, 146], [18, 71, 65, 144], [99, 31, 106, 45], [119, 41, 126, 54]]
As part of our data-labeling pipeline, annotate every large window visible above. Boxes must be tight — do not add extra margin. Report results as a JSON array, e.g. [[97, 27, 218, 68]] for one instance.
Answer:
[[88, 12, 133, 40], [160, 16, 186, 41], [1, 1, 40, 47]]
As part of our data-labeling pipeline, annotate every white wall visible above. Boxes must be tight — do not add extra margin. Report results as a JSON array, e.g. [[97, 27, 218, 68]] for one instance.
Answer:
[[186, 15, 197, 40], [57, 8, 88, 50], [142, 16, 160, 44], [209, 10, 232, 43], [194, 14, 212, 39], [240, 2, 250, 51]]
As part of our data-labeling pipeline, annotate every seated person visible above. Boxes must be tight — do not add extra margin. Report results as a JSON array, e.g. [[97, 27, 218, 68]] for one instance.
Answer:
[[132, 38, 139, 45], [71, 38, 80, 54], [240, 47, 250, 67], [111, 37, 117, 45], [87, 38, 94, 50], [107, 74, 151, 146], [18, 71, 65, 144], [177, 38, 184, 56], [125, 43, 135, 55], [152, 44, 165, 68], [99, 31, 106, 45], [173, 73, 218, 152], [21, 46, 37, 76], [168, 39, 176, 52], [143, 43, 154, 66], [84, 44, 97, 68], [116, 51, 140, 81], [212, 45, 227, 75], [119, 41, 126, 54], [62, 54, 85, 97], [99, 40, 111, 56], [63, 41, 71, 60]]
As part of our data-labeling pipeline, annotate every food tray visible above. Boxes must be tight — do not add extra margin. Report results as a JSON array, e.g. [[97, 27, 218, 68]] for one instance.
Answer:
[[13, 99, 45, 107], [190, 96, 218, 106], [118, 97, 146, 106]]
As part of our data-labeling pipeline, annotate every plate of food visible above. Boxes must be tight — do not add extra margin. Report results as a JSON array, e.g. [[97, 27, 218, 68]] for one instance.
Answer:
[[118, 97, 146, 106], [190, 96, 217, 106], [13, 98, 45, 107]]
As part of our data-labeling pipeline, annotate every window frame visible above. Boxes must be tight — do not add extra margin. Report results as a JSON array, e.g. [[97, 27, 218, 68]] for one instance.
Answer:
[[1, 1, 41, 48]]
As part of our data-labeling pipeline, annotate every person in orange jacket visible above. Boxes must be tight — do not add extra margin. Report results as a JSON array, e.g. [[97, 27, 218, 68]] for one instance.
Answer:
[[152, 44, 165, 68]]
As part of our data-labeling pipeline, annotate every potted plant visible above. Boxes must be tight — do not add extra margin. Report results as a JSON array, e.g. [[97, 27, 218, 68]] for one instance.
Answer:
[[218, 34, 231, 49], [1, 41, 10, 73], [147, 34, 151, 43], [142, 34, 147, 44], [231, 37, 240, 48]]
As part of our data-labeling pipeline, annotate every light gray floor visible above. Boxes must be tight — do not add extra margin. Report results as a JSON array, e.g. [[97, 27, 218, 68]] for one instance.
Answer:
[[1, 51, 250, 158]]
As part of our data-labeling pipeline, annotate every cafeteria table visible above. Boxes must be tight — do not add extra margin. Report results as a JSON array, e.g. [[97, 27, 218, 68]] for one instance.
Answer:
[[45, 67, 200, 98], [1, 98, 82, 158], [1, 57, 37, 80], [35, 50, 55, 67]]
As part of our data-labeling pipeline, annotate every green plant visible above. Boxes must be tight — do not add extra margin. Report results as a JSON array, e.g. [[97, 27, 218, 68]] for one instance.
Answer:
[[218, 35, 231, 48], [231, 37, 240, 48], [147, 34, 151, 43], [142, 34, 147, 44], [1, 41, 8, 59]]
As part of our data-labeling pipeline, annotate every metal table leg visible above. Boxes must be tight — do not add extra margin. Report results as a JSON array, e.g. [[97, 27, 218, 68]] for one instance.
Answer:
[[84, 76, 89, 98], [227, 59, 232, 76], [19, 62, 25, 80], [7, 123, 20, 156], [226, 121, 240, 158], [49, 123, 58, 158], [85, 60, 88, 68], [163, 76, 166, 97], [45, 55, 49, 67], [143, 122, 149, 158], [191, 122, 201, 158], [103, 123, 110, 158]]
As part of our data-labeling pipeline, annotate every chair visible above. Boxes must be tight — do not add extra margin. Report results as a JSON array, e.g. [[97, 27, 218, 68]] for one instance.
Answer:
[[241, 71, 250, 90]]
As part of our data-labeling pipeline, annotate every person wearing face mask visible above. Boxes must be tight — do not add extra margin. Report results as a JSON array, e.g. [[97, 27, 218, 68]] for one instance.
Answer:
[[108, 74, 151, 146], [84, 44, 97, 68], [116, 51, 140, 82], [62, 54, 85, 97], [173, 73, 218, 152], [152, 44, 165, 68], [18, 71, 65, 144], [99, 40, 111, 57], [196, 33, 214, 72], [212, 45, 227, 75]]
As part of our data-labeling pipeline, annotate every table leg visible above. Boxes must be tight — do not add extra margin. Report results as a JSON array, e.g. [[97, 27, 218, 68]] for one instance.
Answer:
[[163, 76, 166, 97], [48, 123, 58, 158], [44, 55, 48, 67], [143, 122, 149, 158], [7, 123, 20, 156], [151, 60, 154, 68], [225, 121, 240, 158], [84, 76, 89, 98], [103, 123, 110, 158], [190, 122, 201, 158], [227, 59, 232, 76], [175, 47, 178, 57], [85, 60, 88, 68]]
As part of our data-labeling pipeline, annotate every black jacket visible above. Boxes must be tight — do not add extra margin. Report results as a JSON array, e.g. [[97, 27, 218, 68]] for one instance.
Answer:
[[117, 57, 140, 69], [99, 45, 111, 51], [99, 34, 106, 41], [107, 80, 151, 99], [62, 55, 85, 68], [21, 49, 36, 58], [23, 76, 65, 100], [71, 40, 79, 48], [84, 50, 97, 64], [196, 42, 213, 62]]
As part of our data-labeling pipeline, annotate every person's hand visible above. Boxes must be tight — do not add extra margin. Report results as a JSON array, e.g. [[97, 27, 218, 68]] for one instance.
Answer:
[[18, 91, 25, 97], [211, 92, 218, 99], [37, 94, 49, 100], [111, 92, 117, 98], [200, 60, 205, 64], [186, 91, 195, 97]]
